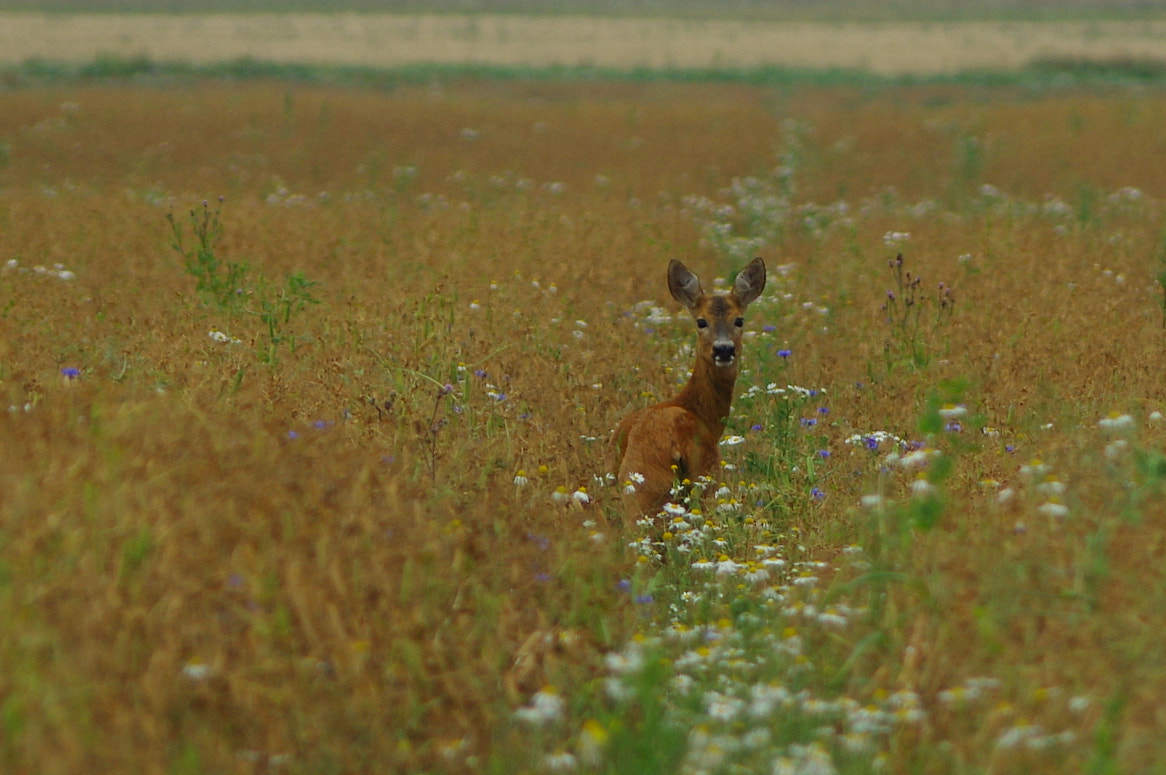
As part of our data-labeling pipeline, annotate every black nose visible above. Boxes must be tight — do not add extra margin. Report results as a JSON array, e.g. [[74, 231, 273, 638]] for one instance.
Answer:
[[713, 344, 736, 363]]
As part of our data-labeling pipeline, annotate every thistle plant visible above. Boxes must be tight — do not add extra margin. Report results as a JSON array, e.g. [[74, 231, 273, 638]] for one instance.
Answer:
[[169, 199, 319, 365], [880, 253, 955, 372], [167, 198, 249, 313]]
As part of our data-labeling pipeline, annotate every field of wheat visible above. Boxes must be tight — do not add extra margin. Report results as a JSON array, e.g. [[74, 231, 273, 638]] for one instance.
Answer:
[[3, 75, 1166, 773], [5, 13, 1166, 74]]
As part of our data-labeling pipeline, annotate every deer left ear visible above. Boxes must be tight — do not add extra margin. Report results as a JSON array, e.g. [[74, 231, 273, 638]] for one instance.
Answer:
[[732, 257, 766, 307]]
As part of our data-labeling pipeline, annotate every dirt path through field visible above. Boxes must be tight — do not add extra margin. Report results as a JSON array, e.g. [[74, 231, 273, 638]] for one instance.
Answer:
[[1, 13, 1165, 74]]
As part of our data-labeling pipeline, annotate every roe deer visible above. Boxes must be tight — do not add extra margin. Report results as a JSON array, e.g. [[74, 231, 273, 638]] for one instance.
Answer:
[[613, 257, 766, 515]]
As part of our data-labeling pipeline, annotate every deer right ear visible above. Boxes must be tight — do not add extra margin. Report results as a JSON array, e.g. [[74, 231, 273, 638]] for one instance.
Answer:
[[667, 260, 704, 309]]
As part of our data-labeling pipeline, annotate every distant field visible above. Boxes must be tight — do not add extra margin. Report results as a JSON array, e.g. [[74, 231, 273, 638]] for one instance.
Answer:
[[5, 13, 1166, 74]]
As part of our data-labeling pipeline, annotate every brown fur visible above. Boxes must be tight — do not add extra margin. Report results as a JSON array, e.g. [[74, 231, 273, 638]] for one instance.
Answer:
[[613, 257, 766, 515]]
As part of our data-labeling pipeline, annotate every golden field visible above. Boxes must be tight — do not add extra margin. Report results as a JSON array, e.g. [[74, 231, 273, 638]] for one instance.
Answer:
[[5, 13, 1166, 74], [4, 75, 1166, 773]]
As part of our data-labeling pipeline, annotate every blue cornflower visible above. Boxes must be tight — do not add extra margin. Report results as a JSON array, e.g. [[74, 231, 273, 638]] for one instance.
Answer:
[[811, 487, 826, 500], [865, 436, 879, 450], [635, 594, 655, 604], [751, 423, 763, 431], [818, 406, 829, 415], [777, 349, 792, 359], [763, 324, 777, 333], [473, 369, 488, 378], [801, 417, 817, 427], [61, 367, 80, 379], [818, 449, 830, 458], [617, 579, 632, 592]]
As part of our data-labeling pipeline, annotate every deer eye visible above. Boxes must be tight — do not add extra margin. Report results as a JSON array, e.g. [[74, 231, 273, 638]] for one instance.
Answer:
[[734, 317, 745, 328], [696, 318, 709, 329]]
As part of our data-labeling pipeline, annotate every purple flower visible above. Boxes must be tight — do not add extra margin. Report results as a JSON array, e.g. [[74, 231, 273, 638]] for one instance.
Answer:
[[945, 421, 962, 433], [635, 594, 655, 604], [473, 369, 487, 378], [440, 383, 455, 395], [801, 417, 817, 428], [865, 436, 879, 450], [1005, 445, 1016, 454], [811, 487, 826, 500], [818, 449, 830, 458], [818, 406, 829, 415], [287, 430, 298, 440], [777, 349, 792, 359], [751, 423, 763, 431], [617, 579, 632, 592], [61, 367, 80, 379], [763, 324, 777, 333]]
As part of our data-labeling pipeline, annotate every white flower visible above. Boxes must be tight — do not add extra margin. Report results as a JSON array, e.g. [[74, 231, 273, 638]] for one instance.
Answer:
[[704, 691, 745, 722], [1035, 478, 1066, 496], [900, 449, 939, 468], [542, 751, 577, 772], [720, 435, 746, 446], [938, 404, 967, 418], [515, 688, 566, 726], [910, 478, 936, 497], [1098, 413, 1135, 433], [605, 647, 644, 674], [1037, 501, 1069, 519], [715, 556, 741, 576], [513, 470, 529, 486], [182, 660, 212, 680]]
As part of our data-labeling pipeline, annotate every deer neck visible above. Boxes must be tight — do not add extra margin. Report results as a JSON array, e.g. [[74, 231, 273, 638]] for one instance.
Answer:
[[671, 355, 738, 432]]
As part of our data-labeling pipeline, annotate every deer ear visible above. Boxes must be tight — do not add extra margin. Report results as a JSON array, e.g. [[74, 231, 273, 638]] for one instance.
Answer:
[[732, 257, 766, 307], [667, 260, 704, 309]]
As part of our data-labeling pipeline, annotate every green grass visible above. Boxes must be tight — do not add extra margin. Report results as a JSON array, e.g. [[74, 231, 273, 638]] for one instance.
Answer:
[[7, 53, 1166, 92]]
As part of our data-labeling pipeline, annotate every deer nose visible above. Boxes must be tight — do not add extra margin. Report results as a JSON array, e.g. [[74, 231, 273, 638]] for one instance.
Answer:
[[712, 343, 736, 364]]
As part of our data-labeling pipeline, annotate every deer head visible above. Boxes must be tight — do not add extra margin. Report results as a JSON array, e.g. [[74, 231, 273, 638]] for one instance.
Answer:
[[667, 257, 766, 369]]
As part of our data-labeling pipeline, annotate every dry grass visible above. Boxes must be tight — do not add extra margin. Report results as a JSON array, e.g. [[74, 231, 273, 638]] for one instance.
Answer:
[[6, 13, 1166, 74], [3, 78, 1166, 773]]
